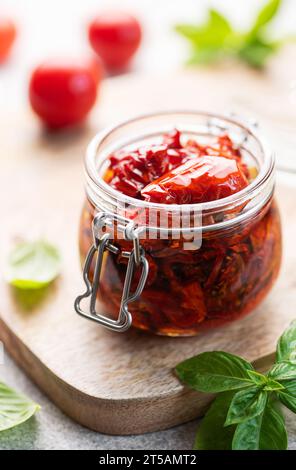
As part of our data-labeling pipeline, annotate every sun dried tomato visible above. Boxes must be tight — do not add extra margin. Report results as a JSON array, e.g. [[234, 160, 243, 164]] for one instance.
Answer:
[[141, 155, 248, 204], [106, 131, 249, 200], [106, 130, 197, 198]]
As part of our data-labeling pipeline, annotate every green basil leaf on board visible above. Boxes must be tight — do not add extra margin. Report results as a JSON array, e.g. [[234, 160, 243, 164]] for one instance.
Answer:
[[268, 361, 296, 381], [5, 240, 61, 289], [175, 351, 254, 393], [276, 320, 296, 363], [0, 382, 40, 431], [194, 392, 236, 450], [225, 386, 268, 426], [278, 380, 296, 413], [232, 401, 288, 450]]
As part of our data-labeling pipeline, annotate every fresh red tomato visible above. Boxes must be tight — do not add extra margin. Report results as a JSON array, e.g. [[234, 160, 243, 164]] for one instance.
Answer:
[[0, 19, 16, 63], [88, 12, 142, 72], [29, 60, 100, 129], [141, 156, 249, 204]]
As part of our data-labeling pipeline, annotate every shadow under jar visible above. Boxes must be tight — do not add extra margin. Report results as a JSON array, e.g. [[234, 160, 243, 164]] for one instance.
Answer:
[[77, 111, 282, 336]]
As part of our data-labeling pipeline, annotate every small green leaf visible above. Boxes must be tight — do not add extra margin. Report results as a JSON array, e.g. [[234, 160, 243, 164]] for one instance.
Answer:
[[264, 379, 285, 391], [0, 382, 40, 431], [175, 8, 232, 50], [232, 400, 287, 450], [5, 240, 61, 290], [225, 386, 268, 426], [174, 24, 203, 42], [246, 370, 267, 385], [247, 370, 284, 390], [250, 0, 282, 35], [207, 9, 232, 37], [278, 380, 296, 413], [194, 392, 236, 450], [175, 351, 254, 393], [268, 361, 296, 381], [276, 320, 296, 363]]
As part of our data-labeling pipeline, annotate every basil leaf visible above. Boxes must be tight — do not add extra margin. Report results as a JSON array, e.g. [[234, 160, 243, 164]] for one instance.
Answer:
[[5, 240, 61, 289], [174, 24, 203, 42], [175, 9, 232, 50], [175, 351, 254, 393], [276, 320, 296, 363], [250, 0, 282, 35], [0, 382, 40, 431], [238, 38, 277, 68], [232, 400, 287, 450], [207, 9, 232, 38], [187, 48, 224, 66], [175, 1, 288, 69], [225, 386, 268, 426], [268, 361, 296, 381], [194, 392, 236, 450], [278, 380, 296, 413]]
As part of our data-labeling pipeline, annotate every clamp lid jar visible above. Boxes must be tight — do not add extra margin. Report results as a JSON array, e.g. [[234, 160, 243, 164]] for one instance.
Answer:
[[75, 111, 282, 336]]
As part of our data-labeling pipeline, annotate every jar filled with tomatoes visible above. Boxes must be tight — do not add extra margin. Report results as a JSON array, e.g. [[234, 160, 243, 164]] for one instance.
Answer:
[[75, 111, 282, 336]]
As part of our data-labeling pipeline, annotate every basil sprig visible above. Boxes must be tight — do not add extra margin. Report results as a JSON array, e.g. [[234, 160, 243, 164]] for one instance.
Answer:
[[175, 0, 293, 69], [176, 320, 296, 450]]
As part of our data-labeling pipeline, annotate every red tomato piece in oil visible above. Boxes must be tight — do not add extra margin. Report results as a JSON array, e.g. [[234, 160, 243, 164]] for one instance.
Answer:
[[141, 155, 249, 204]]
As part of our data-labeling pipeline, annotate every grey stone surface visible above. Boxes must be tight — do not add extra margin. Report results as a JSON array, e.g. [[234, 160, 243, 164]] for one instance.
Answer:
[[0, 351, 295, 450]]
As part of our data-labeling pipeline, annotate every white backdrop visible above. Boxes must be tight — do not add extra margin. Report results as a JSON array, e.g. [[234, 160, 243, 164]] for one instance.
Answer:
[[1, 0, 295, 110]]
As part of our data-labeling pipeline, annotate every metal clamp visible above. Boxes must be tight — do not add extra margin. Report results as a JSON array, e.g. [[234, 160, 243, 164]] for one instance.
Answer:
[[74, 212, 149, 332]]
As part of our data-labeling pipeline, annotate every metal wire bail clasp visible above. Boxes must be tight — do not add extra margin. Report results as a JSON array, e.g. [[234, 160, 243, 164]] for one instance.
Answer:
[[74, 212, 149, 332]]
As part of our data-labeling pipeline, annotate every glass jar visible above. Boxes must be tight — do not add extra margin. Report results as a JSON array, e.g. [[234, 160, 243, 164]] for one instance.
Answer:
[[75, 111, 282, 336]]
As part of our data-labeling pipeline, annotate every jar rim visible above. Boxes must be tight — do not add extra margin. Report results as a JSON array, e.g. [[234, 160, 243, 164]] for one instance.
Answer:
[[85, 110, 275, 215]]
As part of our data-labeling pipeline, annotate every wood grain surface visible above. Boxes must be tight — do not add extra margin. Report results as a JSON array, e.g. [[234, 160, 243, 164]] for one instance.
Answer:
[[0, 69, 295, 435]]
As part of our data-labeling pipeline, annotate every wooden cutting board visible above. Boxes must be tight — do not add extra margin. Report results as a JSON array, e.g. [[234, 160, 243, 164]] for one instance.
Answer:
[[0, 69, 295, 435]]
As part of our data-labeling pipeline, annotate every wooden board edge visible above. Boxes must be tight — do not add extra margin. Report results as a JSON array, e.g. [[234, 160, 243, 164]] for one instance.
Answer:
[[0, 316, 276, 435]]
